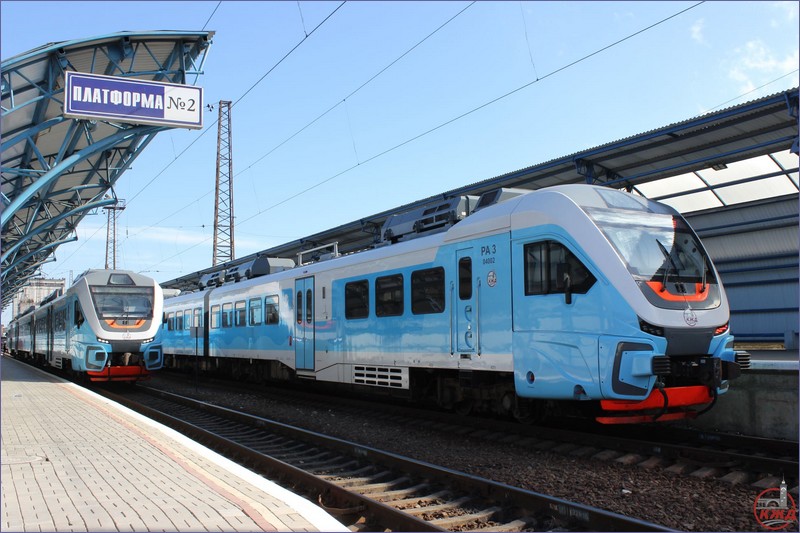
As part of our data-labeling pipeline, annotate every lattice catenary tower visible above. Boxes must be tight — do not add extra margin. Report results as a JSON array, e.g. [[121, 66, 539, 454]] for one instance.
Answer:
[[212, 100, 234, 265], [103, 198, 126, 269]]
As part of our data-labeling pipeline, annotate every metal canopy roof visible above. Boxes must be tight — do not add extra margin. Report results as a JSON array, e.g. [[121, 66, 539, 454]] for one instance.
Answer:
[[1, 31, 214, 308], [163, 87, 798, 293]]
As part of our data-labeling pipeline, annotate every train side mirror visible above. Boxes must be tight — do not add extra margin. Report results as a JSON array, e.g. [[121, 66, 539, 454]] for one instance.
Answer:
[[557, 262, 572, 305], [564, 275, 572, 305]]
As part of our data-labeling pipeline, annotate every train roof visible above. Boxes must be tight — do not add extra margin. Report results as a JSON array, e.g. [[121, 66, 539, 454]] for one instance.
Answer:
[[74, 269, 157, 287], [157, 88, 798, 294]]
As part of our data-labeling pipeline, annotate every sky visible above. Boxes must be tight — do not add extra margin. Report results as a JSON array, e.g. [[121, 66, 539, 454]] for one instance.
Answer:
[[1, 0, 798, 323]]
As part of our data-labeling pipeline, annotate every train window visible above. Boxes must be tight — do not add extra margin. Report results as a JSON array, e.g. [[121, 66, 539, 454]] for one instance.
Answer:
[[185, 310, 192, 330], [525, 243, 547, 295], [458, 257, 472, 300], [411, 267, 445, 314], [524, 241, 596, 296], [222, 303, 233, 328], [249, 298, 263, 326], [167, 312, 175, 331], [345, 280, 369, 319], [235, 301, 247, 327], [108, 273, 134, 285], [296, 291, 303, 324], [210, 305, 221, 329], [74, 301, 84, 327], [376, 274, 403, 317], [193, 308, 202, 328], [265, 296, 279, 325], [306, 290, 313, 324], [176, 311, 184, 331], [55, 308, 66, 332]]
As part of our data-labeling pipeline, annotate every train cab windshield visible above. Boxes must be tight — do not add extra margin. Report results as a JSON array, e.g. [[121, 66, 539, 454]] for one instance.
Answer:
[[586, 207, 720, 308], [89, 286, 155, 319]]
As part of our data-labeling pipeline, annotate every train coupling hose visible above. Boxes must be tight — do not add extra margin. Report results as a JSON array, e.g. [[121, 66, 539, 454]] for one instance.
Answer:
[[652, 381, 668, 422]]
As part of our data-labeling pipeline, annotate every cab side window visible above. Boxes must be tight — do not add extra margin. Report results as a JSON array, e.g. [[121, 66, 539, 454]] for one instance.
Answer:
[[524, 241, 596, 296], [74, 300, 85, 327]]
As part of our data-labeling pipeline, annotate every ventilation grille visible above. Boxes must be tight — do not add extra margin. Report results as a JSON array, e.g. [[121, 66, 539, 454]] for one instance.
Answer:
[[354, 366, 404, 388], [735, 351, 751, 370]]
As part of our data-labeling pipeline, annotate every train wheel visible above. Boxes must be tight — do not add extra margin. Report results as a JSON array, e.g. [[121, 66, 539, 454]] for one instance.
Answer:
[[513, 398, 544, 424], [454, 399, 473, 416]]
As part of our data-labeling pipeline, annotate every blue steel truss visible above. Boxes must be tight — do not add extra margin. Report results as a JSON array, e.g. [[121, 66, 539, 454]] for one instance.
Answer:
[[1, 31, 213, 309]]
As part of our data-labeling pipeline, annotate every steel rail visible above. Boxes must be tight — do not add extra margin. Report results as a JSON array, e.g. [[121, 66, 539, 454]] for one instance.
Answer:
[[102, 386, 671, 532], [147, 371, 798, 483]]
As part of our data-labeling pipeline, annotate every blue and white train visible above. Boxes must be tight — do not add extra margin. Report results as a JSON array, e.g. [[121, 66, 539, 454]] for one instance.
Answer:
[[8, 269, 164, 382], [160, 185, 748, 423]]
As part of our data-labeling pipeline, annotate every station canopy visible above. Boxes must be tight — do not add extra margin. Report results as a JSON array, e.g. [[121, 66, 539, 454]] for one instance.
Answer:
[[1, 31, 214, 309], [163, 87, 799, 292]]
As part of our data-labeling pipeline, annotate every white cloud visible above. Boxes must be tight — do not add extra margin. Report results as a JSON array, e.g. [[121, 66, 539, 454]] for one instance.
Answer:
[[123, 225, 210, 246], [690, 19, 705, 45], [728, 40, 800, 95], [771, 1, 798, 27]]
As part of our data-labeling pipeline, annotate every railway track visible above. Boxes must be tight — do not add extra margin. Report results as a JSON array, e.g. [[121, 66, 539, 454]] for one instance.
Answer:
[[98, 385, 669, 532], [147, 372, 799, 489]]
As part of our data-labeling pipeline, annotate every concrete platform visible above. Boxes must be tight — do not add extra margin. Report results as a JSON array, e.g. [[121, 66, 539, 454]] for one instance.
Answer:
[[684, 350, 799, 440], [1, 356, 347, 532]]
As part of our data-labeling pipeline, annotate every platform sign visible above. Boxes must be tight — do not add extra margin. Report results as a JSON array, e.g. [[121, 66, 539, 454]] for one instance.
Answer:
[[64, 71, 203, 129]]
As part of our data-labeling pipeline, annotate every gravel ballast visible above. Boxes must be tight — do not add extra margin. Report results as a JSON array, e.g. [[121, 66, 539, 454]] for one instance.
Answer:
[[146, 374, 775, 531]]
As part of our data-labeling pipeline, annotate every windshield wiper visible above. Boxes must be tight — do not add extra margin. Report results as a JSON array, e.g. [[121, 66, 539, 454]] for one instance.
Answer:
[[700, 257, 708, 293], [656, 239, 678, 291]]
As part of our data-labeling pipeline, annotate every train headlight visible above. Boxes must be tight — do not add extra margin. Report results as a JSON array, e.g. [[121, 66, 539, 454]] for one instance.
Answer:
[[638, 318, 665, 337], [141, 337, 154, 344], [97, 337, 111, 344]]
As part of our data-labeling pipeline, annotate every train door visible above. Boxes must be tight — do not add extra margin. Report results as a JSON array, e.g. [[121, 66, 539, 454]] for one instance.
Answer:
[[455, 249, 477, 357], [294, 277, 315, 371], [31, 315, 37, 357], [46, 307, 54, 363]]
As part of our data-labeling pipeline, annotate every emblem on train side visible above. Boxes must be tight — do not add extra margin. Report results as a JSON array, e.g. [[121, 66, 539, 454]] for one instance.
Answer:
[[753, 479, 797, 530], [487, 271, 497, 287], [683, 308, 698, 327]]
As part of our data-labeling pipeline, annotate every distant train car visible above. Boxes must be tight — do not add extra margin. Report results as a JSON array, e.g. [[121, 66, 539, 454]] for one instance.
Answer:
[[9, 269, 164, 382], [161, 185, 748, 423]]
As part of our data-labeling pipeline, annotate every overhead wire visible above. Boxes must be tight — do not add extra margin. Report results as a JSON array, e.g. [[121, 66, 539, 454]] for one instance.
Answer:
[[127, 1, 346, 207], [123, 1, 476, 243], [702, 69, 799, 114], [202, 1, 222, 31], [53, 1, 346, 270], [297, 1, 309, 37], [518, 1, 539, 81], [227, 2, 709, 225], [142, 1, 710, 274], [54, 0, 222, 270], [236, 1, 476, 177]]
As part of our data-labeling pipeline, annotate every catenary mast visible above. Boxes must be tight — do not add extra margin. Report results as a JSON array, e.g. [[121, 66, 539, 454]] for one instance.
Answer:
[[212, 100, 234, 265]]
